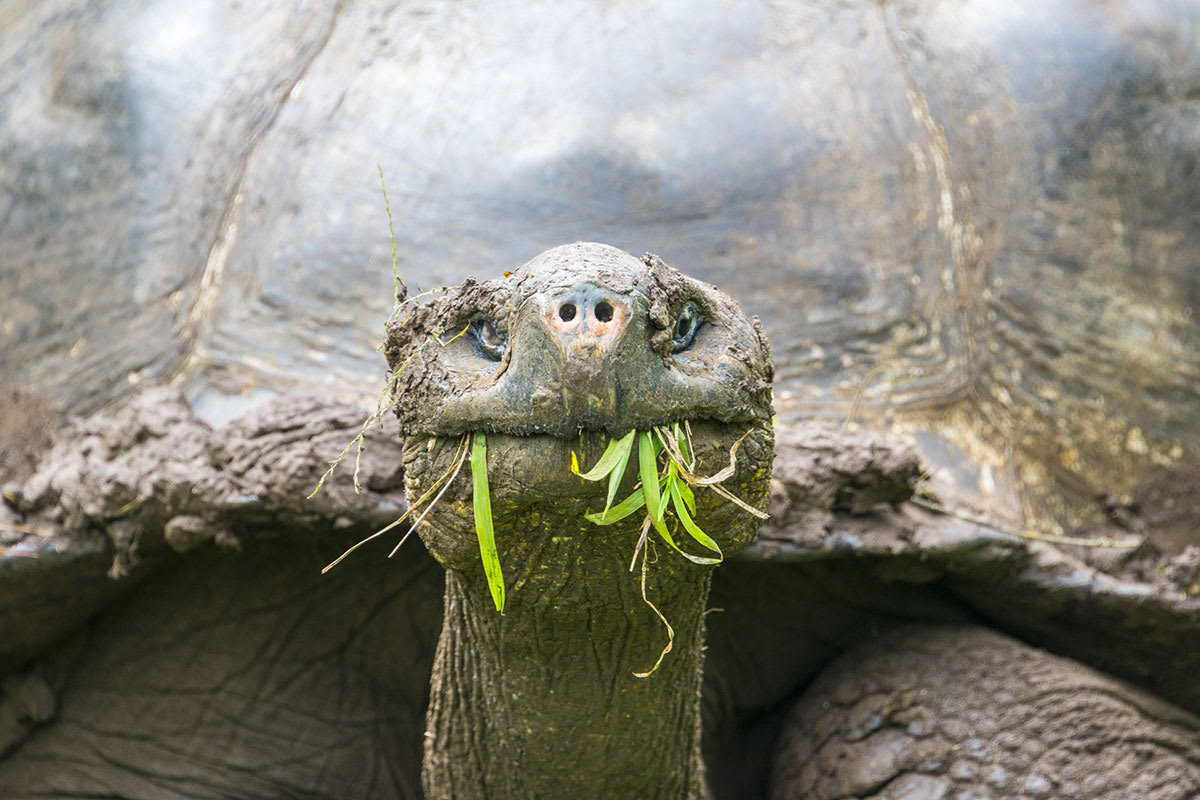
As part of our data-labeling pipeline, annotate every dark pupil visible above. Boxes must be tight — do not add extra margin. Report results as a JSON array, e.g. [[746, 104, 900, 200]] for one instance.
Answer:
[[480, 321, 499, 345], [675, 315, 693, 340], [472, 318, 505, 360]]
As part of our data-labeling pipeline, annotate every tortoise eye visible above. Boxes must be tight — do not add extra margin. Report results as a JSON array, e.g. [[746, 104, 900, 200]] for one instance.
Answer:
[[471, 317, 506, 361], [671, 301, 702, 352]]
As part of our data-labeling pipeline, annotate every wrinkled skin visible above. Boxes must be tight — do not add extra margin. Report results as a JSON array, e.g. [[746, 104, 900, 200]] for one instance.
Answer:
[[3, 1, 1200, 798], [770, 627, 1200, 800]]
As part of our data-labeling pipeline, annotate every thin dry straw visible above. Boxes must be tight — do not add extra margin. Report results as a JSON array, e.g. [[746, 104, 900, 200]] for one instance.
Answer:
[[321, 434, 469, 573], [389, 435, 471, 557]]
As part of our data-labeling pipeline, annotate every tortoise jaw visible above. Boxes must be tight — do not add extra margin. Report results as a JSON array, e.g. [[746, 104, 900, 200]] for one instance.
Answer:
[[412, 410, 765, 442], [403, 418, 774, 545]]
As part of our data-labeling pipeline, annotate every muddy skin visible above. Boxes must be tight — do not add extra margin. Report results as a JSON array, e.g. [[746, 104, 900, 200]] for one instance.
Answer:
[[386, 243, 774, 798]]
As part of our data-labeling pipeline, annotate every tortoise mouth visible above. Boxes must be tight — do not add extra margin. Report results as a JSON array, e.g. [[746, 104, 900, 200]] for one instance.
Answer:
[[415, 417, 748, 441], [400, 412, 774, 587], [405, 417, 774, 508], [406, 332, 771, 438]]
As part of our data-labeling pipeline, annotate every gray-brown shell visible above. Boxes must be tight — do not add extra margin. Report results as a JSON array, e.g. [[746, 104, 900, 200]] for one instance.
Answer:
[[1, 2, 1197, 542]]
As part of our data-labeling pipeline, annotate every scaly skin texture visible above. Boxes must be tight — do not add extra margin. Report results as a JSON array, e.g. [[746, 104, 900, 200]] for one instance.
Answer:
[[387, 244, 774, 798], [770, 626, 1200, 800]]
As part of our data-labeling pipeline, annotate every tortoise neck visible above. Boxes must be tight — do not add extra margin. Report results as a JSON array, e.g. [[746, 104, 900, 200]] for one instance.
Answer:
[[421, 533, 713, 800]]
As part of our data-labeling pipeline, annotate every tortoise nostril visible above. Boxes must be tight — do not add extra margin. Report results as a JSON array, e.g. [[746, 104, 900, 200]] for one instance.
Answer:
[[559, 303, 577, 322], [594, 301, 614, 323]]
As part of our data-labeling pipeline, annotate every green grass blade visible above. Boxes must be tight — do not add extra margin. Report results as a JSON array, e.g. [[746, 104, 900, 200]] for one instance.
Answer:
[[676, 478, 696, 515], [572, 429, 636, 482], [470, 432, 505, 614], [585, 487, 647, 525], [669, 479, 722, 559], [654, 516, 721, 566], [667, 458, 696, 514], [639, 431, 665, 524], [604, 431, 636, 513]]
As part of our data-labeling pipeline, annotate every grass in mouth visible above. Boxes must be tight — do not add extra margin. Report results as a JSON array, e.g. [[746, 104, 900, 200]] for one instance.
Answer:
[[469, 423, 747, 621], [571, 422, 765, 676], [323, 422, 762, 675], [571, 423, 751, 566], [471, 432, 505, 614], [320, 431, 507, 617]]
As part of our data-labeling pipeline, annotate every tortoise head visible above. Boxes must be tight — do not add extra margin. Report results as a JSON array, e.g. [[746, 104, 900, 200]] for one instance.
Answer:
[[384, 241, 774, 575], [385, 241, 773, 439]]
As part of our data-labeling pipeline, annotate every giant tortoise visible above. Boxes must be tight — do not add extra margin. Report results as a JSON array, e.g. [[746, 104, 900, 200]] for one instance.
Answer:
[[2, 1, 1200, 798]]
